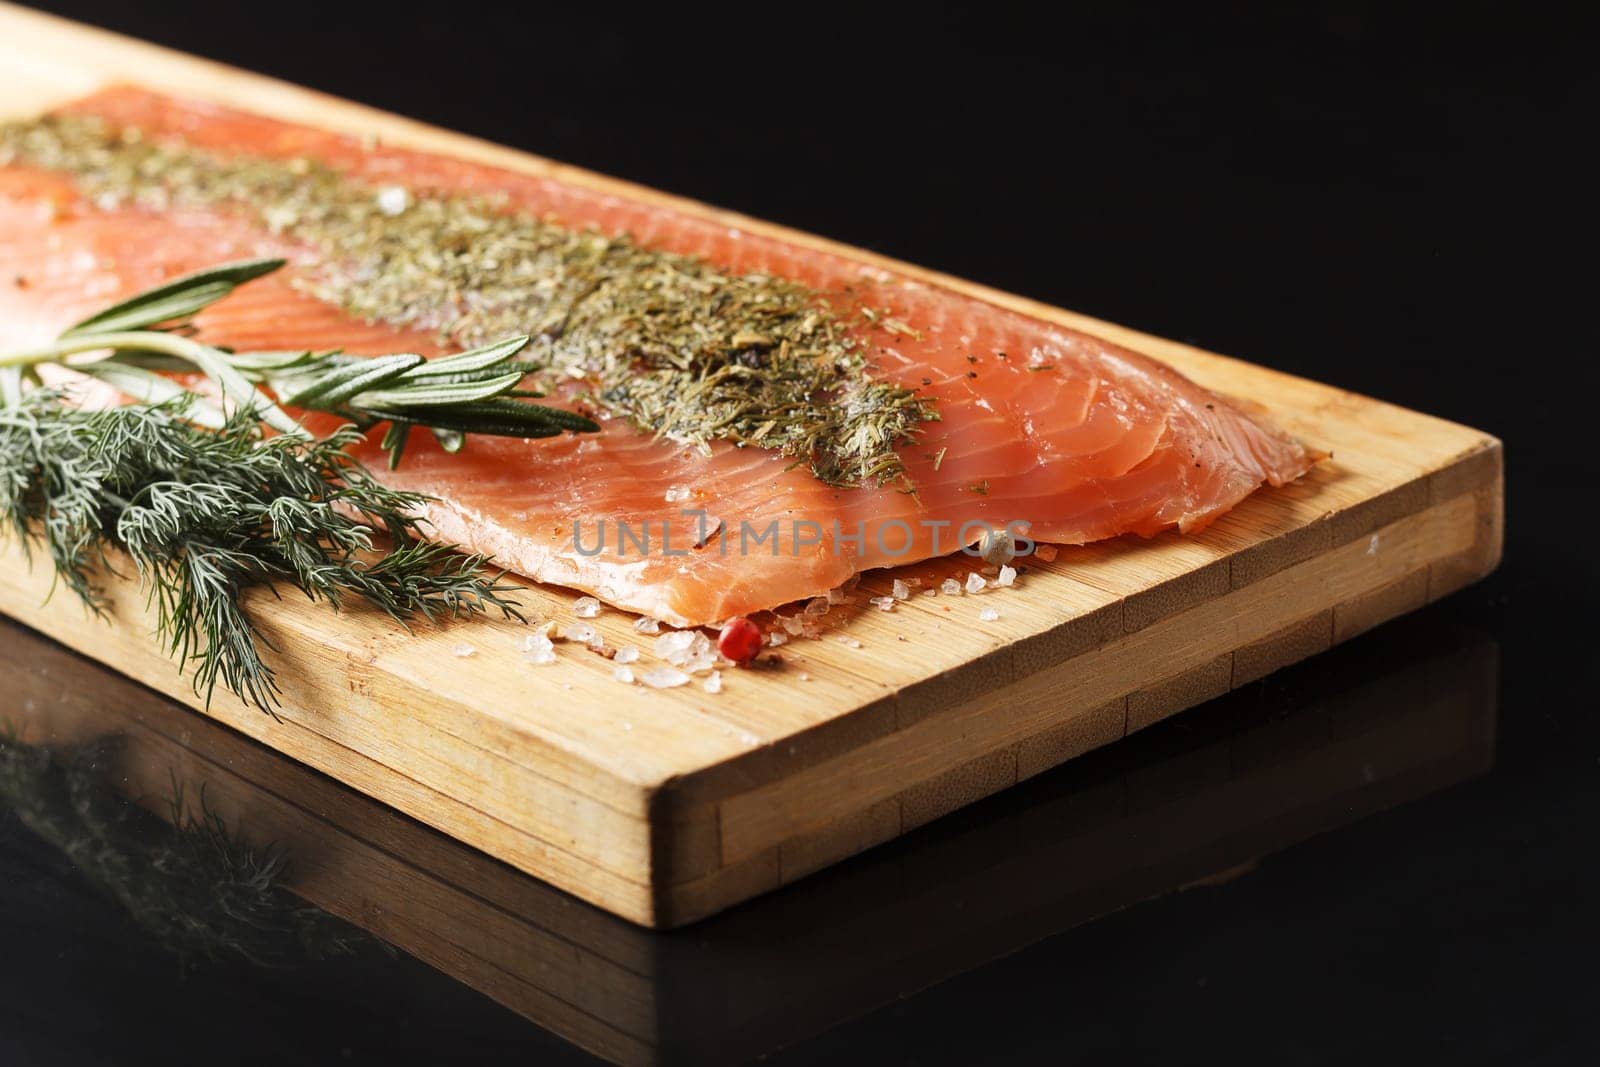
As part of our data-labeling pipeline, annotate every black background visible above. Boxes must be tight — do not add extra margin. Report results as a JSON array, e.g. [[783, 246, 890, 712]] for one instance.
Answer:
[[3, 2, 1597, 1064]]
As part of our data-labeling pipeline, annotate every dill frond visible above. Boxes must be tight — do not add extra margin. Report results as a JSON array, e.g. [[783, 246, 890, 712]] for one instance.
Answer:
[[0, 393, 523, 714]]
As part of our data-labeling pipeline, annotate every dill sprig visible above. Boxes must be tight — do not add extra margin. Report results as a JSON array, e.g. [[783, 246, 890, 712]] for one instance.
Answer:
[[0, 259, 599, 713], [0, 392, 523, 713]]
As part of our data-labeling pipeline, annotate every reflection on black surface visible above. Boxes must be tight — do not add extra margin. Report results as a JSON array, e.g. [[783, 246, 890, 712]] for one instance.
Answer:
[[0, 615, 1496, 1065], [0, 729, 369, 968]]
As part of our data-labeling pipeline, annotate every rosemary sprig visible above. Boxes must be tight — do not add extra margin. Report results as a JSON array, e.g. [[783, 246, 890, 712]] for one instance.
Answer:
[[0, 258, 599, 465], [0, 262, 591, 713], [0, 392, 524, 713]]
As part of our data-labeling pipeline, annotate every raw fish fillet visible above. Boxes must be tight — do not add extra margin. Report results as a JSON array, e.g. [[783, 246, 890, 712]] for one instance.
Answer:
[[0, 88, 1315, 626]]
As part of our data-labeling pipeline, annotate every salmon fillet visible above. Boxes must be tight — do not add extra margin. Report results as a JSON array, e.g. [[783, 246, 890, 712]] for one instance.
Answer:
[[0, 87, 1315, 627]]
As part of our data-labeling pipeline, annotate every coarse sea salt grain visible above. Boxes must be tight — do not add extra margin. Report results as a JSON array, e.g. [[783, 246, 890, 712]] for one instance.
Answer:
[[891, 578, 912, 600], [655, 630, 697, 663], [682, 635, 718, 673], [965, 572, 987, 594], [614, 645, 640, 664], [869, 595, 896, 612], [941, 578, 962, 596], [664, 485, 692, 503], [805, 597, 831, 616], [767, 631, 788, 647], [836, 636, 863, 649], [826, 586, 849, 605], [612, 665, 635, 684], [1035, 544, 1059, 563], [520, 633, 557, 665], [780, 614, 806, 636], [375, 185, 410, 216], [995, 564, 1017, 588], [566, 622, 600, 647], [452, 643, 476, 658], [703, 671, 723, 694], [979, 607, 1000, 622], [640, 667, 691, 689], [572, 597, 602, 619], [632, 616, 661, 635]]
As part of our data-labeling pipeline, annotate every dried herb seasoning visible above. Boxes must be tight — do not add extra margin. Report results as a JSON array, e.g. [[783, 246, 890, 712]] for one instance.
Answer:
[[0, 114, 939, 486]]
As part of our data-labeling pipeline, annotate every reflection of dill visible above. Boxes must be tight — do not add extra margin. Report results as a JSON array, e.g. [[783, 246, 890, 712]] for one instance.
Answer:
[[0, 728, 372, 967]]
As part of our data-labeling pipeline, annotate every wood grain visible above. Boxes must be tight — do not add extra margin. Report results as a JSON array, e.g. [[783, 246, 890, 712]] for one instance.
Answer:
[[0, 2, 1504, 928], [0, 615, 1498, 1065]]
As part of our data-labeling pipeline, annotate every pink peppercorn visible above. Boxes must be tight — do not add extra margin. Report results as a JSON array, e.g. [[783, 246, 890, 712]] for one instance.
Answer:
[[717, 617, 763, 666]]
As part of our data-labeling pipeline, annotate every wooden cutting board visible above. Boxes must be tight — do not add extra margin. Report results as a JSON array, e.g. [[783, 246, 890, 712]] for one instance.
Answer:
[[2, 615, 1498, 1065], [0, 3, 1503, 928]]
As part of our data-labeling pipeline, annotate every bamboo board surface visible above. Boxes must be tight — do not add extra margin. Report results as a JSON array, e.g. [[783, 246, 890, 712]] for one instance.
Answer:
[[0, 3, 1503, 928], [0, 616, 1498, 1065]]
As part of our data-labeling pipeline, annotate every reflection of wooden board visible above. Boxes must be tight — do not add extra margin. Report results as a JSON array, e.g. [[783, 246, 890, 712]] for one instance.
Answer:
[[0, 3, 1503, 928], [3, 617, 1498, 1065]]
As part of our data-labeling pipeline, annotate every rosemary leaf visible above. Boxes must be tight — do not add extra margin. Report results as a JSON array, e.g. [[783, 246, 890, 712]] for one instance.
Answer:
[[62, 258, 285, 337]]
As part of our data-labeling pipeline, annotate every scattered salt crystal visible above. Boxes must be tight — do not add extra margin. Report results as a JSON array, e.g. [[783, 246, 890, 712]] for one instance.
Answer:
[[615, 645, 640, 664], [979, 607, 1000, 622], [572, 597, 602, 619], [965, 572, 987, 594], [923, 588, 938, 597], [520, 633, 557, 665], [804, 597, 831, 616], [799, 672, 811, 681], [632, 617, 661, 635], [780, 615, 807, 635], [622, 721, 633, 731], [452, 643, 477, 658], [869, 595, 896, 612], [566, 622, 600, 647], [657, 630, 716, 670], [262, 204, 297, 232], [682, 634, 718, 673], [1367, 533, 1380, 556], [1035, 544, 1059, 563], [836, 636, 863, 649], [640, 667, 691, 689], [941, 578, 962, 596], [375, 185, 410, 216], [612, 665, 635, 684], [739, 731, 759, 746], [655, 630, 698, 663], [826, 586, 849, 605], [767, 631, 788, 647], [703, 671, 723, 694], [995, 564, 1017, 588], [664, 485, 693, 503], [891, 578, 911, 600]]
